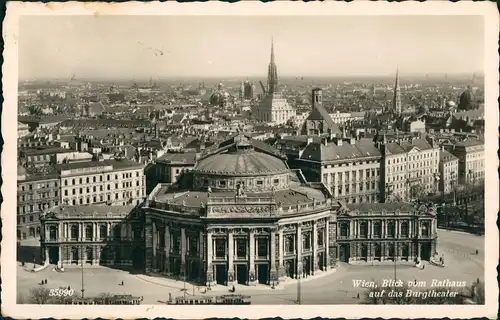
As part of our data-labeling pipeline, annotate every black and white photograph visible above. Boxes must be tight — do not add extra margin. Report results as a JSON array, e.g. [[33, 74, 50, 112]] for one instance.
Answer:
[[2, 2, 498, 319]]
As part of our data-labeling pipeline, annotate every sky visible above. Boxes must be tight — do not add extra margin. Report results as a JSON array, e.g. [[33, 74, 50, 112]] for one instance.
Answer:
[[19, 15, 485, 80]]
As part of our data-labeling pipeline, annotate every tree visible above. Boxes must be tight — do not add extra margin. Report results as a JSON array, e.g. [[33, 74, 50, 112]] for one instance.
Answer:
[[409, 184, 427, 200], [28, 287, 73, 304]]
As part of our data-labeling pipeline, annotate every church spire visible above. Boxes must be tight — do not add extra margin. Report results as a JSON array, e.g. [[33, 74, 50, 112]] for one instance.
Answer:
[[270, 37, 275, 65], [267, 37, 278, 95], [393, 66, 402, 115]]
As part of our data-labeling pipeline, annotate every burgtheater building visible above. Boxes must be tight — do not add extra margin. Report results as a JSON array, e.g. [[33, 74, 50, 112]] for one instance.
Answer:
[[143, 134, 335, 287], [39, 135, 439, 288]]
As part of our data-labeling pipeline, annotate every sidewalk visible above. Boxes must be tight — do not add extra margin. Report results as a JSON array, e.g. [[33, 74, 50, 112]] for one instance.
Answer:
[[135, 268, 339, 294]]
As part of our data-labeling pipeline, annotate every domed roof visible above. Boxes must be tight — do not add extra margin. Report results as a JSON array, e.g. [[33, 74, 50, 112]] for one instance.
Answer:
[[194, 150, 288, 176], [210, 83, 231, 106], [458, 86, 475, 110]]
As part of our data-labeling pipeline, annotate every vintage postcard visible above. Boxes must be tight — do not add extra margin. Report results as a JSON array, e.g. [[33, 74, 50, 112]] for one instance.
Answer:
[[2, 1, 498, 319]]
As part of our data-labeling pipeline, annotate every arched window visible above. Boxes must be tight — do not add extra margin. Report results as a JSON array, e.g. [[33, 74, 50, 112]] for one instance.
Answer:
[[374, 221, 382, 237], [49, 225, 57, 240], [340, 222, 349, 237], [387, 221, 396, 238], [422, 222, 430, 237], [85, 224, 93, 240], [400, 222, 409, 237], [359, 222, 368, 238], [99, 225, 107, 239], [71, 224, 79, 240]]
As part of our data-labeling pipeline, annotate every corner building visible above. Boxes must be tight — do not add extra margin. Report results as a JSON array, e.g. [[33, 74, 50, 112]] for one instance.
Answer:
[[142, 134, 336, 287]]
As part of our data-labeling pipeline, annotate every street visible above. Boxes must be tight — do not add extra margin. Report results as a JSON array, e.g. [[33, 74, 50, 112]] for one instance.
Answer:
[[17, 229, 484, 304]]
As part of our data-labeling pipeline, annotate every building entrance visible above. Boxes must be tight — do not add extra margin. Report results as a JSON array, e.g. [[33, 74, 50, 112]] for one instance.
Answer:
[[318, 252, 325, 270], [131, 247, 144, 270], [339, 244, 350, 263], [361, 244, 368, 261], [402, 244, 409, 261], [188, 260, 200, 281], [215, 264, 227, 285], [420, 242, 431, 261], [48, 247, 59, 265], [302, 256, 311, 276], [236, 264, 248, 284], [257, 264, 269, 284], [285, 259, 294, 278], [374, 244, 382, 261]]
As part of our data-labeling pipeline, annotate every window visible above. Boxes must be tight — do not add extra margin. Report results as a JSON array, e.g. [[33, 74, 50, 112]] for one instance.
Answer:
[[64, 180, 68, 186], [359, 221, 368, 238], [373, 221, 382, 237], [113, 225, 121, 240], [422, 222, 430, 237], [340, 222, 349, 237], [257, 180, 263, 185], [401, 222, 409, 237], [387, 221, 396, 238], [236, 239, 247, 258], [257, 238, 268, 257], [285, 235, 294, 253], [64, 190, 68, 196], [71, 224, 79, 240], [188, 236, 198, 256], [85, 224, 93, 239], [49, 225, 57, 240], [215, 239, 226, 258]]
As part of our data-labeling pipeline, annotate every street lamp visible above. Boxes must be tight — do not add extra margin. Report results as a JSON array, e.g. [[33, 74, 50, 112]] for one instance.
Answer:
[[296, 261, 302, 305], [81, 259, 85, 299]]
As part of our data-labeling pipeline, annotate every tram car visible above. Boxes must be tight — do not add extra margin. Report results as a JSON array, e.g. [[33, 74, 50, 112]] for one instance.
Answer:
[[215, 294, 251, 305], [65, 295, 142, 305], [168, 294, 251, 305]]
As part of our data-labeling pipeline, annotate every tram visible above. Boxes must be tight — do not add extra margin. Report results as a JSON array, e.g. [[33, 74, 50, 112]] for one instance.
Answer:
[[65, 295, 142, 305], [168, 294, 251, 305]]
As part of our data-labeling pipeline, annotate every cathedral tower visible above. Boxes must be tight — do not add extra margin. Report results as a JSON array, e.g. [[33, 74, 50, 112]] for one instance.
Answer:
[[267, 38, 279, 95]]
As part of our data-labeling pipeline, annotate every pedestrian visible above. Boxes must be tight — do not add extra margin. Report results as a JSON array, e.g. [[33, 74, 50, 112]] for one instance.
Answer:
[[21, 261, 25, 267], [121, 280, 124, 286], [475, 249, 479, 255], [68, 285, 71, 290]]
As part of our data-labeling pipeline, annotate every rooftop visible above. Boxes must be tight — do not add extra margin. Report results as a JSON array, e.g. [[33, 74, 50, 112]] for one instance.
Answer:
[[43, 205, 138, 219], [55, 159, 144, 172], [157, 152, 198, 165], [299, 139, 381, 163], [148, 181, 330, 218], [439, 149, 458, 162]]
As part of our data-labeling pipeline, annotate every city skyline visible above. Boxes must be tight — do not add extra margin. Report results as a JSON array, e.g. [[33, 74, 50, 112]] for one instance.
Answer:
[[19, 15, 484, 80]]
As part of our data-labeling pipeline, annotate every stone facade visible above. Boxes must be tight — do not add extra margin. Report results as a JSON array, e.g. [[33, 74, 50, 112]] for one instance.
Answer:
[[143, 204, 332, 287], [335, 203, 438, 263], [39, 205, 143, 268]]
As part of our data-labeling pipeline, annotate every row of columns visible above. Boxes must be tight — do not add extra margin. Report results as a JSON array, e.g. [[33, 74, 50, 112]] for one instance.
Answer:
[[344, 219, 418, 238], [47, 222, 132, 242]]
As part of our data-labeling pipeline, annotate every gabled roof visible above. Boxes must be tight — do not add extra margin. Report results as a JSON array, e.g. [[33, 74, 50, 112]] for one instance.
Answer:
[[303, 103, 341, 134]]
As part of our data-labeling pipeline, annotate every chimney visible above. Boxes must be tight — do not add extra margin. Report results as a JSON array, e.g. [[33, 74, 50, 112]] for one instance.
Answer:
[[350, 137, 356, 145], [336, 138, 343, 147], [307, 137, 313, 145], [323, 138, 328, 147]]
